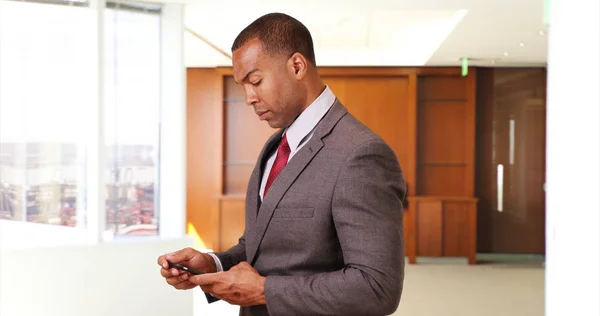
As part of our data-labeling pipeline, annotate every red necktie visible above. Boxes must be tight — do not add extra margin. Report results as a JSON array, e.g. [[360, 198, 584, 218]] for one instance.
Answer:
[[264, 133, 291, 196]]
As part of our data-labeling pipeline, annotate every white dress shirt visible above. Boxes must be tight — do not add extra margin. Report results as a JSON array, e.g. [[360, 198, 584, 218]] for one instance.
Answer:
[[209, 85, 336, 272]]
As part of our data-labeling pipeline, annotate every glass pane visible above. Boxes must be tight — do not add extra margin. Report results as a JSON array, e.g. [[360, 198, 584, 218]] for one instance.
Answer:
[[0, 1, 94, 226], [103, 7, 160, 237]]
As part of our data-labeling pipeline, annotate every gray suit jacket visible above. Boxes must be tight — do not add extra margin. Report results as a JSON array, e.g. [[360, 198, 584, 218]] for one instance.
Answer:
[[211, 100, 406, 316]]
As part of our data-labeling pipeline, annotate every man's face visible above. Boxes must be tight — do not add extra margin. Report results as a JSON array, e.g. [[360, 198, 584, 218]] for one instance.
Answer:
[[232, 38, 302, 129]]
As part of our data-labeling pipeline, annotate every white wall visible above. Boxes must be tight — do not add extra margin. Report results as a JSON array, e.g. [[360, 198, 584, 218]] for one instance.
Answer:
[[0, 219, 240, 316], [0, 237, 196, 316], [0, 219, 90, 250], [545, 0, 600, 315]]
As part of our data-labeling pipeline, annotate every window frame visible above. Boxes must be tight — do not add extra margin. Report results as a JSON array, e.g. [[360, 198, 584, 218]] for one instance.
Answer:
[[103, 0, 163, 240], [90, 0, 187, 243], [0, 0, 186, 247]]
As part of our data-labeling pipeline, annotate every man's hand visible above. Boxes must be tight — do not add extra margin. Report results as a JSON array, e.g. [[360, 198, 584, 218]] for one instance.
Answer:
[[189, 262, 266, 307], [157, 247, 218, 290]]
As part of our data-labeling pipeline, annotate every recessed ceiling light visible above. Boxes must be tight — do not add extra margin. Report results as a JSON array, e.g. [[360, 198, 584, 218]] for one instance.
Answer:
[[539, 30, 546, 35], [504, 52, 509, 56], [519, 42, 525, 47]]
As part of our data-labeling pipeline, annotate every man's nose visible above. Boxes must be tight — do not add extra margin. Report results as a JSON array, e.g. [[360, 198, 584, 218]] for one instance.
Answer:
[[244, 88, 259, 106]]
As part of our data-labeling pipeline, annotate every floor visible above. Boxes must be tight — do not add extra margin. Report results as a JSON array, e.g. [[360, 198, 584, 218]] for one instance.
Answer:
[[392, 259, 544, 316], [194, 258, 545, 316]]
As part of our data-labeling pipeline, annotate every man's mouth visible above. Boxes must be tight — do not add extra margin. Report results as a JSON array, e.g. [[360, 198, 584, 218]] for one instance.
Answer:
[[255, 110, 269, 120]]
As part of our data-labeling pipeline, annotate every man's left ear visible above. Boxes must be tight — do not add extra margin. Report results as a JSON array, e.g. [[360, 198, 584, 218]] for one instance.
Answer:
[[289, 53, 307, 78]]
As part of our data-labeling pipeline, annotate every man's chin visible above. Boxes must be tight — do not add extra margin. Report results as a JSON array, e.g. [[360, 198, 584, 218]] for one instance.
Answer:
[[266, 121, 281, 129]]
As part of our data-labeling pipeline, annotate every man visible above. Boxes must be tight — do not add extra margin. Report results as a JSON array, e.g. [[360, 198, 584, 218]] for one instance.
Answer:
[[158, 12, 406, 316]]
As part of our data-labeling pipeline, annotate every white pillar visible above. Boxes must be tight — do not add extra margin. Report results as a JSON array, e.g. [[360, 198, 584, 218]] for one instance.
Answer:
[[159, 3, 187, 239], [87, 0, 107, 244], [545, 1, 600, 316]]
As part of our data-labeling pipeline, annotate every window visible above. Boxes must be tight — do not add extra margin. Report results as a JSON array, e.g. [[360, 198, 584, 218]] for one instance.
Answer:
[[0, 0, 95, 227], [103, 3, 161, 237], [0, 0, 167, 241]]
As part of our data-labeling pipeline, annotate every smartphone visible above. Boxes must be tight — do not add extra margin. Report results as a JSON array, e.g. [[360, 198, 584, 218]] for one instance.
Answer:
[[167, 261, 204, 275]]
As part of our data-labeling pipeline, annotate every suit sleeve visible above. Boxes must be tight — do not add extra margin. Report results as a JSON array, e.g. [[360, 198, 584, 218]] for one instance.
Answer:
[[263, 139, 406, 316], [213, 233, 247, 271], [204, 233, 248, 303]]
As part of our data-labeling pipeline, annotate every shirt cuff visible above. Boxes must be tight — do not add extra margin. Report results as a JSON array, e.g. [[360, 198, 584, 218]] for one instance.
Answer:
[[207, 252, 223, 272]]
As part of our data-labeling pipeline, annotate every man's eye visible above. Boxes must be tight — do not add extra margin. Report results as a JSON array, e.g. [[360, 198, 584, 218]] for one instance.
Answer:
[[252, 80, 262, 86]]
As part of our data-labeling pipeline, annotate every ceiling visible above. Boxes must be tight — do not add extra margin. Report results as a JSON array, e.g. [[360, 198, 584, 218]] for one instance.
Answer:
[[183, 0, 548, 67]]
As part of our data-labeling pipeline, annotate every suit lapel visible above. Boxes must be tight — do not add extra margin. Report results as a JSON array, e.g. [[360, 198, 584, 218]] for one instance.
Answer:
[[249, 129, 285, 220], [246, 99, 348, 264]]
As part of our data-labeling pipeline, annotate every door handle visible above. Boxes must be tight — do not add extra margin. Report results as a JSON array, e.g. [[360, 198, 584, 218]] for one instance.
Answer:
[[497, 164, 503, 212], [509, 119, 515, 165]]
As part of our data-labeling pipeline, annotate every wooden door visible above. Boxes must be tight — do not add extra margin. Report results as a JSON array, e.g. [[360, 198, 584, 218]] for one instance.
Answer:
[[476, 68, 546, 254]]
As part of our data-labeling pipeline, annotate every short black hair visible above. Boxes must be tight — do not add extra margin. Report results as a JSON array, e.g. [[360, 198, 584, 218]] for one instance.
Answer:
[[231, 12, 317, 66]]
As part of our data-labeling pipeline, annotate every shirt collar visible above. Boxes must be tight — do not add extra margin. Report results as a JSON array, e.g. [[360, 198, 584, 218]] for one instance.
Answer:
[[284, 85, 336, 153]]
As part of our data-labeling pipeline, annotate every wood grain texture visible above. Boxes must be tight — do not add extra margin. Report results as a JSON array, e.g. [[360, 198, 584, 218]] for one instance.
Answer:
[[219, 197, 246, 251], [412, 71, 478, 263], [475, 68, 546, 254], [416, 200, 443, 257], [224, 76, 276, 195], [322, 76, 411, 177], [416, 71, 477, 197], [186, 68, 223, 250], [409, 196, 478, 264]]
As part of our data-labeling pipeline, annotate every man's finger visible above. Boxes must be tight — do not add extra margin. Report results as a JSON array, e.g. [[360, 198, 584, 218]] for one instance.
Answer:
[[165, 247, 195, 264], [166, 276, 181, 286], [157, 255, 169, 269], [189, 272, 221, 286], [160, 267, 187, 278], [165, 273, 189, 285], [173, 281, 196, 290]]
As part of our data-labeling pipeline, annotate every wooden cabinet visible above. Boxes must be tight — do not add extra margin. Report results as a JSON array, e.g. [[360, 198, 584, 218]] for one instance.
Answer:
[[407, 196, 478, 264]]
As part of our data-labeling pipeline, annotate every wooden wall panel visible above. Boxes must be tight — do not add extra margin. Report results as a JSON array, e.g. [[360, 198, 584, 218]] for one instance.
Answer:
[[224, 165, 254, 196], [219, 197, 246, 251], [418, 102, 467, 163], [418, 76, 467, 100], [417, 166, 466, 196], [187, 66, 478, 259], [224, 76, 276, 195], [323, 76, 411, 169], [475, 68, 495, 253], [410, 71, 478, 263], [416, 200, 443, 257], [410, 197, 478, 264], [186, 68, 223, 250], [443, 202, 470, 257], [416, 73, 476, 197]]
